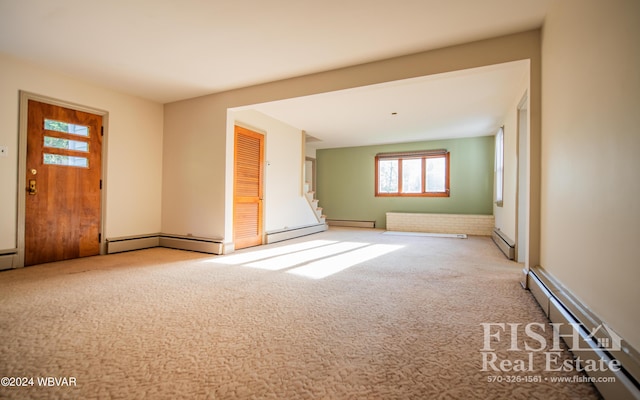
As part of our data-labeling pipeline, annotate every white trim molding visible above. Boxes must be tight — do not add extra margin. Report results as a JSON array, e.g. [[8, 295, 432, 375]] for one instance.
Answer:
[[107, 233, 225, 255], [0, 249, 18, 270], [265, 223, 328, 244]]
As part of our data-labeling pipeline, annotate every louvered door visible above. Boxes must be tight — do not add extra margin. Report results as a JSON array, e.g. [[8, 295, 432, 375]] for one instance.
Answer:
[[233, 126, 264, 249]]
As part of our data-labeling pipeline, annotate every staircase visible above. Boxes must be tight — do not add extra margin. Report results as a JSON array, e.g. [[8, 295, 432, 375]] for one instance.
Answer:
[[304, 182, 326, 224]]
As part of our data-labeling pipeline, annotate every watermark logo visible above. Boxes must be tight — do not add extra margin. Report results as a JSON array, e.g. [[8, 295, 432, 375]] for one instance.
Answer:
[[587, 323, 622, 351], [480, 322, 622, 373]]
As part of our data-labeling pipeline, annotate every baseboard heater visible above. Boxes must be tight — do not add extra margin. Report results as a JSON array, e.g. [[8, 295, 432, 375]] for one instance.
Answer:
[[108, 225, 328, 255], [106, 234, 160, 254], [326, 219, 375, 228], [159, 235, 224, 254], [265, 223, 328, 244], [0, 249, 18, 271], [107, 234, 223, 255], [491, 228, 515, 260], [528, 267, 640, 400]]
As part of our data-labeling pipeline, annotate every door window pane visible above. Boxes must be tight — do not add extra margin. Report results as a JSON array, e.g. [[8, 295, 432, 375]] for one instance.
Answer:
[[44, 154, 88, 168], [44, 119, 89, 137], [44, 136, 89, 152]]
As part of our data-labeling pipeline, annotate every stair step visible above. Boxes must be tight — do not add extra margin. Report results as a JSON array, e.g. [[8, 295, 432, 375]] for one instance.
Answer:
[[303, 188, 325, 224]]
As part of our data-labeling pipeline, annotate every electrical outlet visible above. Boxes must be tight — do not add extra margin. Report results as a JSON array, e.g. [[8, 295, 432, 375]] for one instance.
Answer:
[[0, 146, 8, 157]]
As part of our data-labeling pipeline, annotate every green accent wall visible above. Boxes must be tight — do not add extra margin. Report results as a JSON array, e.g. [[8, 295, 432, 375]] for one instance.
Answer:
[[316, 136, 495, 229]]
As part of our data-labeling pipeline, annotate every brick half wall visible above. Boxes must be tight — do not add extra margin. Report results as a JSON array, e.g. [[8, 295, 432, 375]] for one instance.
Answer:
[[386, 212, 494, 236]]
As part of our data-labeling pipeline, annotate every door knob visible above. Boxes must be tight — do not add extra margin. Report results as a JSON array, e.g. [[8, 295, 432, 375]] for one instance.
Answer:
[[28, 179, 37, 195]]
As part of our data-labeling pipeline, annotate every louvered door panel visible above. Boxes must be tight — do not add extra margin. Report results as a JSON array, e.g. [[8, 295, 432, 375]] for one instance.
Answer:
[[233, 126, 264, 249]]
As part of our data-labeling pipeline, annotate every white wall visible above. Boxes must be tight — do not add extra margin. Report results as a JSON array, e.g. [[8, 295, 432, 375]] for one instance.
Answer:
[[0, 54, 163, 251], [162, 96, 226, 240], [305, 147, 317, 159], [541, 0, 640, 349], [230, 109, 318, 233], [163, 31, 542, 249]]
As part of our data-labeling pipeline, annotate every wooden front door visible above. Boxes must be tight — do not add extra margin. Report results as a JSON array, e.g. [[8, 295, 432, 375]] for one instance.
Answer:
[[25, 100, 103, 266], [233, 126, 264, 250]]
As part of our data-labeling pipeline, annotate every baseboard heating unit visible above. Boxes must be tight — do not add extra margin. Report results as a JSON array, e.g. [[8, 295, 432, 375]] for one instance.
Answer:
[[265, 223, 328, 244], [326, 219, 376, 228], [528, 267, 640, 400], [492, 228, 515, 260], [107, 234, 224, 255]]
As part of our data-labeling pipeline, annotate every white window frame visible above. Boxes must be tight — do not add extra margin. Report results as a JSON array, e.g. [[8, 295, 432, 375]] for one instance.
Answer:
[[495, 127, 504, 207]]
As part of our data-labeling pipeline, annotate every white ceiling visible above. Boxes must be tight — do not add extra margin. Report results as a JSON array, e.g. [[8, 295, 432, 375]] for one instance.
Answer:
[[0, 0, 548, 148], [238, 60, 529, 149]]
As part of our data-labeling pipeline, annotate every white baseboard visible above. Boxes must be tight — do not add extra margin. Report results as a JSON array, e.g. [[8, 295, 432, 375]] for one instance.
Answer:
[[159, 235, 223, 254], [492, 228, 515, 259], [107, 234, 224, 255], [265, 223, 328, 244], [0, 250, 17, 270], [528, 267, 640, 400], [326, 219, 376, 228], [107, 235, 160, 254]]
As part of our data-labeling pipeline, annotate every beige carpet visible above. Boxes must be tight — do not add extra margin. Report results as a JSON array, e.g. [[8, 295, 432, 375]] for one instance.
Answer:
[[0, 228, 600, 399]]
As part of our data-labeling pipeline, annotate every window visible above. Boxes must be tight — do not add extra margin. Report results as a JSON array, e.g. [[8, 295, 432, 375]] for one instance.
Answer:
[[42, 119, 91, 168], [44, 119, 89, 137], [43, 154, 89, 168], [44, 136, 89, 152], [375, 150, 450, 197], [495, 127, 504, 206]]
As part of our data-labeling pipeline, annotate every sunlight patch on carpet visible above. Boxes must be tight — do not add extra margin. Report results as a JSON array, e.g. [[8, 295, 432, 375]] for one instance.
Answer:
[[208, 240, 337, 265], [245, 241, 369, 271], [287, 244, 404, 279]]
